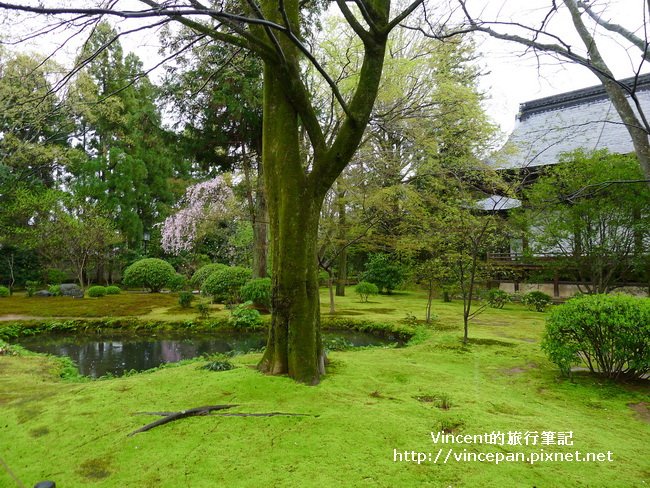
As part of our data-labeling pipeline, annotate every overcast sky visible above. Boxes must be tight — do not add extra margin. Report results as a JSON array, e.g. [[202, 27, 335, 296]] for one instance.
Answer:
[[2, 0, 646, 135]]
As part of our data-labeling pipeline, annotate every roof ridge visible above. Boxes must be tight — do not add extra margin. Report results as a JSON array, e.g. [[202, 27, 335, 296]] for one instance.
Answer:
[[519, 73, 650, 121]]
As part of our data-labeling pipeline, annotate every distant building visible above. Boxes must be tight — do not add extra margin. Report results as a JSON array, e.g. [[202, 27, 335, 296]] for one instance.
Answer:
[[492, 73, 650, 171], [486, 74, 650, 298]]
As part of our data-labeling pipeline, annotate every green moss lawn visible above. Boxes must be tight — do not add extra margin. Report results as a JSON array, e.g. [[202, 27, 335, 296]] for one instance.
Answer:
[[0, 289, 648, 487]]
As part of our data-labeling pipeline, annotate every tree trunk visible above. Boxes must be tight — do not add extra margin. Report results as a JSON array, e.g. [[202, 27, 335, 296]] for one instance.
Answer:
[[253, 169, 268, 279], [257, 61, 325, 385], [335, 185, 347, 296], [328, 269, 336, 315], [425, 279, 434, 323]]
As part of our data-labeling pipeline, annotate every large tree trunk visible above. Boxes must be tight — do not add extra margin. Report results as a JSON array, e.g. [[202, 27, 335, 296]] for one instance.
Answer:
[[252, 169, 268, 279], [257, 62, 325, 385]]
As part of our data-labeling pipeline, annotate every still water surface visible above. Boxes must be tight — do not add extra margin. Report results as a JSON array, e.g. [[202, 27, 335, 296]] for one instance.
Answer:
[[18, 330, 396, 377]]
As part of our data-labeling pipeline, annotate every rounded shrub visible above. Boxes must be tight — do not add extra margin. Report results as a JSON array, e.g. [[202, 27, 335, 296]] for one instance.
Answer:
[[362, 253, 404, 294], [87, 286, 107, 297], [202, 266, 252, 304], [521, 291, 552, 312], [168, 273, 187, 292], [122, 258, 176, 293], [355, 281, 379, 302], [240, 278, 272, 309], [190, 263, 229, 289], [0, 286, 10, 297], [542, 294, 650, 380], [105, 285, 121, 295], [486, 289, 511, 309]]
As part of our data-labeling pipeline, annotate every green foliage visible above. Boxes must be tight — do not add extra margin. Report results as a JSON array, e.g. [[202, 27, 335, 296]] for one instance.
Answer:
[[521, 291, 552, 312], [168, 273, 187, 292], [105, 285, 121, 295], [228, 301, 262, 329], [122, 258, 176, 293], [542, 294, 650, 379], [47, 284, 62, 296], [46, 269, 67, 285], [178, 291, 195, 308], [485, 289, 511, 309], [201, 266, 252, 304], [190, 263, 229, 288], [200, 360, 235, 372], [25, 280, 39, 297], [240, 278, 272, 309], [196, 303, 210, 319], [87, 286, 107, 298], [355, 281, 379, 302], [0, 286, 10, 297], [362, 254, 404, 294]]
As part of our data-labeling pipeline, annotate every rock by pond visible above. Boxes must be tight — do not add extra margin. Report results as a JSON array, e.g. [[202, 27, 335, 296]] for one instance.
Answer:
[[16, 329, 401, 378]]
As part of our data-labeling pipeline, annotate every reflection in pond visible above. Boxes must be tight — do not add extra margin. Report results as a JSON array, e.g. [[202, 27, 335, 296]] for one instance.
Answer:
[[17, 330, 398, 378]]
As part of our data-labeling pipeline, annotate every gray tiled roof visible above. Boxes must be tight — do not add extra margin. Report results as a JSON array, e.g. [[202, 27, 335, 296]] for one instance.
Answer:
[[491, 74, 650, 169]]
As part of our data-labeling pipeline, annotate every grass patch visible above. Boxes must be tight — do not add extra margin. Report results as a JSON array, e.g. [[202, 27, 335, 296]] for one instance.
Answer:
[[0, 287, 648, 486]]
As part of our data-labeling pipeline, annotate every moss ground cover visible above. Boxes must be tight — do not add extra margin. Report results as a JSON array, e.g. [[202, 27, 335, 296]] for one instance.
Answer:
[[0, 289, 648, 487]]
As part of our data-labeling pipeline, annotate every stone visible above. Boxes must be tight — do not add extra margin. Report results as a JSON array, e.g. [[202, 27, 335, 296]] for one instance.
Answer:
[[59, 283, 84, 298], [34, 290, 52, 297]]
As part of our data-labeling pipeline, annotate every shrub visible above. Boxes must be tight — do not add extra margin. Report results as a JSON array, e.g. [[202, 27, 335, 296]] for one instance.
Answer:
[[178, 291, 195, 308], [48, 285, 62, 296], [355, 281, 379, 302], [105, 285, 121, 295], [190, 263, 229, 288], [122, 258, 176, 293], [240, 278, 272, 309], [196, 303, 210, 319], [542, 294, 650, 380], [0, 286, 9, 297], [486, 289, 511, 309], [201, 360, 234, 371], [168, 273, 187, 292], [521, 291, 552, 312], [25, 280, 39, 297], [46, 269, 67, 285], [362, 253, 404, 294], [229, 301, 262, 329], [87, 286, 107, 297], [202, 266, 252, 304]]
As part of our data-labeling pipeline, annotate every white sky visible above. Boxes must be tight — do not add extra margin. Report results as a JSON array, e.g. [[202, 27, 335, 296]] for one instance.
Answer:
[[2, 0, 646, 136]]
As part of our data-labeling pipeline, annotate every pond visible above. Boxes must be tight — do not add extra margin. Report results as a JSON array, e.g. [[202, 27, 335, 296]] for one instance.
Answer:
[[16, 329, 399, 378]]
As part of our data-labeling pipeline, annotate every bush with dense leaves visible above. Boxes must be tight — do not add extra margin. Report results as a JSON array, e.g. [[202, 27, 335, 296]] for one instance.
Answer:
[[168, 273, 187, 292], [521, 291, 552, 312], [87, 286, 107, 297], [202, 266, 252, 304], [178, 291, 194, 308], [105, 286, 121, 295], [190, 263, 229, 288], [240, 278, 272, 309], [542, 294, 650, 380], [362, 253, 404, 294], [25, 280, 39, 297], [486, 289, 511, 309], [48, 285, 62, 296], [229, 301, 262, 329], [0, 286, 9, 297], [122, 258, 176, 293], [355, 281, 379, 302]]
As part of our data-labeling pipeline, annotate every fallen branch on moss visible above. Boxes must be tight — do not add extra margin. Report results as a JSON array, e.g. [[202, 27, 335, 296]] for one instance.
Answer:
[[128, 405, 316, 436]]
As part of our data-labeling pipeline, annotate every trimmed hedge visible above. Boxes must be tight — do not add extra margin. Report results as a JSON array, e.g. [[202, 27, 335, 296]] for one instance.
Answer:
[[105, 286, 121, 295], [123, 258, 176, 293], [87, 286, 107, 297], [202, 267, 252, 304], [190, 263, 229, 288], [0, 286, 10, 297], [240, 278, 272, 309]]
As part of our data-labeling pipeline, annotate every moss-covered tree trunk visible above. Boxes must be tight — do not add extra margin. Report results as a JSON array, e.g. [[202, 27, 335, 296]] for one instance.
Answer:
[[257, 63, 325, 384]]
